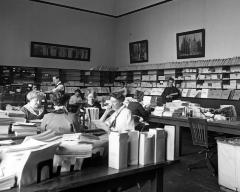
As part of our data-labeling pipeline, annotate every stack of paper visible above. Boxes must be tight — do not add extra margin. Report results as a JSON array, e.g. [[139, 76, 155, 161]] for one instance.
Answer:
[[19, 142, 59, 186], [163, 100, 187, 117], [0, 115, 12, 134], [201, 89, 209, 98], [23, 130, 60, 142], [0, 140, 15, 146], [181, 89, 189, 97], [221, 90, 232, 99], [0, 138, 60, 186], [151, 106, 165, 116], [0, 175, 16, 191], [12, 122, 38, 136], [150, 88, 164, 96], [232, 90, 240, 100], [29, 119, 42, 127], [5, 110, 26, 123], [142, 96, 152, 106], [56, 141, 93, 157]]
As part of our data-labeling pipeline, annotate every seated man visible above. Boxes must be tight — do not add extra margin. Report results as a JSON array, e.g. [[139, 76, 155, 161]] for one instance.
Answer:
[[161, 77, 180, 104], [99, 92, 135, 133]]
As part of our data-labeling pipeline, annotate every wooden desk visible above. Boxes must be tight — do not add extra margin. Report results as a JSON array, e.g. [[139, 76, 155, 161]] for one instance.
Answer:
[[148, 115, 240, 158], [7, 162, 174, 192]]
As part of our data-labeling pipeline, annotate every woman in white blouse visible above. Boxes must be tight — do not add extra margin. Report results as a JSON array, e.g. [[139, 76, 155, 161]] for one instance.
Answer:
[[100, 92, 135, 133]]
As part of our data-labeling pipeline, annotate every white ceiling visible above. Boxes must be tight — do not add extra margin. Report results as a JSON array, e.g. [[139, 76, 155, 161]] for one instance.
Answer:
[[36, 0, 170, 16]]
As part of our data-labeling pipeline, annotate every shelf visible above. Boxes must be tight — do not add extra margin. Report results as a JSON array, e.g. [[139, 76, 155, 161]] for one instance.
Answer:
[[197, 79, 222, 81]]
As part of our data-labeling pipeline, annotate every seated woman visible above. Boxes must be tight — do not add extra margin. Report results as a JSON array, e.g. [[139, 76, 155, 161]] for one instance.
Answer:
[[21, 90, 46, 121], [69, 89, 83, 105], [127, 90, 150, 121], [127, 90, 151, 131], [84, 92, 101, 108], [41, 93, 82, 134], [99, 92, 135, 133], [83, 91, 103, 117]]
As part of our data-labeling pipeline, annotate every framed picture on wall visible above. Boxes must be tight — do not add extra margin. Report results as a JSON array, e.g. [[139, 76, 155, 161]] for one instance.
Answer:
[[129, 40, 148, 63], [31, 42, 90, 61], [177, 29, 205, 59]]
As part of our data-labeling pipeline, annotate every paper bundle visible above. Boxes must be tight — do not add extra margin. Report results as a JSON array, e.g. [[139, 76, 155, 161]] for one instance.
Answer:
[[0, 175, 16, 191], [29, 119, 42, 127], [0, 116, 12, 135], [0, 138, 59, 186], [5, 110, 26, 123], [23, 129, 60, 143], [56, 141, 92, 157], [54, 133, 96, 173], [12, 122, 38, 136]]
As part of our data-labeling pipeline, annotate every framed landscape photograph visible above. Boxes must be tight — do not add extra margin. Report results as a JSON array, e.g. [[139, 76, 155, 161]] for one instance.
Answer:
[[31, 42, 90, 61], [129, 40, 148, 63], [177, 29, 205, 59]]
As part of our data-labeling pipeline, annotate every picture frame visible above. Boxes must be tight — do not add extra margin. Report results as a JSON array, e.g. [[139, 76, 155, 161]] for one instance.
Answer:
[[129, 40, 148, 63], [176, 29, 205, 59], [31, 42, 90, 61]]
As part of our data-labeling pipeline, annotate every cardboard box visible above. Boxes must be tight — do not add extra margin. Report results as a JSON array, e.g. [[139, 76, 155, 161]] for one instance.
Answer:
[[149, 128, 166, 163], [164, 125, 175, 161], [128, 131, 140, 165], [109, 132, 129, 169], [139, 132, 154, 165], [217, 138, 240, 191]]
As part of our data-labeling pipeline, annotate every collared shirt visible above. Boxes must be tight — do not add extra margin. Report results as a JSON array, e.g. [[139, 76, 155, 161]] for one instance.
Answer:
[[104, 105, 135, 133]]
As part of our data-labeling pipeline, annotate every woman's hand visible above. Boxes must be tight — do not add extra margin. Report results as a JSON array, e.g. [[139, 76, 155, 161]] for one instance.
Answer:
[[100, 104, 113, 121], [105, 104, 113, 114]]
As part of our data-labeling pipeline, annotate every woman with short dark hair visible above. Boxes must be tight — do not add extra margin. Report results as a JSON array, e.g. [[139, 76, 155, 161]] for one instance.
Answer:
[[41, 93, 81, 134], [128, 90, 150, 121]]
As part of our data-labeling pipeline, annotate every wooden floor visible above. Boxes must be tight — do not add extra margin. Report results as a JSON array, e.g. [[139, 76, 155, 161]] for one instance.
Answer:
[[164, 127, 220, 192]]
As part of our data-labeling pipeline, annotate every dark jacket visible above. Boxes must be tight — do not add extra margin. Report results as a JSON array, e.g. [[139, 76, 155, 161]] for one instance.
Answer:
[[161, 86, 180, 103], [128, 102, 149, 121]]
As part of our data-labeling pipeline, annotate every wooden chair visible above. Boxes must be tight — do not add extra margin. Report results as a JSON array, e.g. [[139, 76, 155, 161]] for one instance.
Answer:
[[188, 117, 217, 176]]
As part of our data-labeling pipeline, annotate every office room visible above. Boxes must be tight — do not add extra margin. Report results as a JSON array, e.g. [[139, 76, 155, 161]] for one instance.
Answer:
[[0, 0, 240, 191]]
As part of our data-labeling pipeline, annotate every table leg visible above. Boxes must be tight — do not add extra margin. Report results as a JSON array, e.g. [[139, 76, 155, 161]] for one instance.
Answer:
[[152, 167, 164, 192], [174, 125, 181, 158]]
